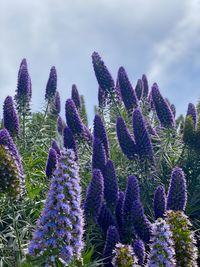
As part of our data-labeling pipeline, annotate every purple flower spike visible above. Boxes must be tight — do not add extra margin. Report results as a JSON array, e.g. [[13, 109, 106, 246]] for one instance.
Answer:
[[116, 117, 137, 160], [133, 239, 146, 266], [151, 83, 175, 128], [132, 199, 153, 243], [65, 99, 84, 136], [167, 167, 187, 212], [3, 96, 20, 137], [63, 126, 78, 160], [93, 114, 110, 159], [171, 104, 176, 118], [53, 91, 61, 115], [92, 137, 107, 174], [97, 203, 116, 234], [135, 79, 143, 100], [84, 169, 104, 223], [104, 160, 119, 210], [29, 149, 84, 264], [45, 66, 57, 101], [133, 108, 154, 162], [45, 148, 57, 178], [51, 140, 60, 156], [71, 84, 81, 109], [57, 116, 65, 135], [154, 185, 166, 219], [92, 52, 115, 92], [115, 191, 124, 234], [118, 67, 138, 112], [98, 87, 106, 108], [186, 103, 197, 127], [142, 74, 149, 98], [103, 226, 120, 267]]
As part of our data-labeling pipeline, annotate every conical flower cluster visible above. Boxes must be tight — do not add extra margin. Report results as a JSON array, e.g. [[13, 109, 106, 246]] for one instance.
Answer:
[[45, 66, 57, 101], [71, 84, 81, 110], [154, 185, 166, 219], [29, 149, 84, 265]]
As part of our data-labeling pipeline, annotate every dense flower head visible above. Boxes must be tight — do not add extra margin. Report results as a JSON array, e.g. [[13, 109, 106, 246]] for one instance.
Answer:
[[151, 83, 175, 128], [29, 149, 84, 265], [154, 185, 166, 219], [103, 226, 120, 267], [116, 117, 137, 160], [3, 96, 20, 137], [118, 67, 138, 112], [65, 99, 84, 136], [166, 210, 198, 267], [186, 102, 197, 127], [93, 114, 110, 159], [0, 128, 24, 181], [16, 58, 31, 106], [97, 203, 116, 234], [52, 91, 61, 115], [51, 140, 61, 156], [98, 87, 106, 108], [57, 115, 65, 135], [132, 108, 154, 162], [103, 160, 119, 210], [133, 239, 145, 266], [112, 243, 139, 267], [92, 137, 107, 174], [115, 191, 124, 235], [92, 52, 115, 92], [45, 148, 58, 178], [167, 167, 187, 212], [84, 169, 104, 223], [63, 126, 78, 161], [147, 218, 176, 267], [135, 79, 143, 100], [142, 74, 149, 98], [0, 145, 23, 197], [71, 84, 81, 109], [131, 199, 153, 243], [45, 66, 57, 101]]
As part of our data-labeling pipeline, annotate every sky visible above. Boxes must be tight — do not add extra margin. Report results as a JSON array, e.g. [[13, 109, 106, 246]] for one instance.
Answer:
[[1, 0, 200, 124]]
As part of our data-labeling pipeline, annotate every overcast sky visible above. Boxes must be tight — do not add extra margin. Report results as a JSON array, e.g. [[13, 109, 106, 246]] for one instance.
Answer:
[[1, 0, 200, 124]]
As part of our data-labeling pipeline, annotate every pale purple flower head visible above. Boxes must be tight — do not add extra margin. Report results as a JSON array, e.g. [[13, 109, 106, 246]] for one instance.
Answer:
[[3, 96, 20, 137], [92, 52, 115, 92], [45, 66, 57, 101], [71, 84, 81, 109], [154, 185, 166, 220], [45, 148, 58, 178], [118, 67, 138, 112], [116, 117, 137, 160], [167, 167, 187, 211]]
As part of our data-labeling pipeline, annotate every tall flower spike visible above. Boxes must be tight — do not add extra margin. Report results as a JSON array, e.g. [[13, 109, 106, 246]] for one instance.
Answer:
[[118, 67, 138, 112], [186, 103, 197, 127], [29, 149, 84, 265], [57, 115, 65, 135], [151, 83, 175, 128], [167, 167, 187, 211], [103, 160, 119, 210], [45, 148, 58, 178], [133, 239, 145, 266], [103, 226, 120, 267], [63, 126, 78, 161], [132, 199, 153, 243], [52, 91, 61, 115], [92, 137, 107, 174], [71, 84, 81, 109], [51, 140, 60, 156], [93, 114, 110, 159], [132, 108, 154, 162], [142, 74, 149, 98], [171, 104, 176, 118], [116, 117, 137, 160], [154, 185, 166, 219], [135, 79, 143, 100], [147, 218, 176, 267], [3, 96, 20, 137], [45, 66, 57, 101], [115, 191, 124, 235], [84, 169, 104, 223], [112, 243, 139, 267], [65, 99, 84, 136], [166, 210, 198, 267], [98, 87, 106, 108], [97, 203, 116, 234], [92, 52, 115, 92]]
